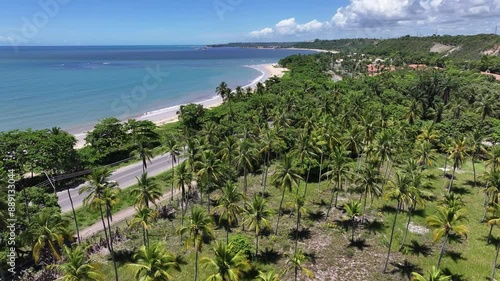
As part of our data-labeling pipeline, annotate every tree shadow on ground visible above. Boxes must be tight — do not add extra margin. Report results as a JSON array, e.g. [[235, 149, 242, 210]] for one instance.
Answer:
[[412, 208, 427, 218], [348, 238, 370, 251], [390, 260, 421, 281], [257, 191, 271, 199], [403, 240, 432, 257], [450, 186, 471, 195], [441, 268, 466, 281], [380, 205, 398, 214], [114, 249, 136, 264], [288, 228, 312, 241], [257, 247, 282, 264], [307, 210, 325, 222], [304, 252, 318, 265], [445, 250, 467, 263], [313, 198, 330, 207], [364, 219, 385, 234], [334, 219, 351, 232]]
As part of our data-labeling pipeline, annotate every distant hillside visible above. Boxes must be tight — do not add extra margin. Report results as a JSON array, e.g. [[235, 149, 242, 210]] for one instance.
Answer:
[[293, 34, 500, 60], [208, 42, 297, 48]]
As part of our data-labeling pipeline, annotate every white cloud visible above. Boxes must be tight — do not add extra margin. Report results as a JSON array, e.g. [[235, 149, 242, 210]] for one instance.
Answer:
[[0, 36, 13, 43], [250, 18, 329, 38], [249, 0, 500, 39]]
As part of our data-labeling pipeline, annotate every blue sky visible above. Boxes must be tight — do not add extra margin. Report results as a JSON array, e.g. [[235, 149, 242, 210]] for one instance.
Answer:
[[0, 0, 498, 45]]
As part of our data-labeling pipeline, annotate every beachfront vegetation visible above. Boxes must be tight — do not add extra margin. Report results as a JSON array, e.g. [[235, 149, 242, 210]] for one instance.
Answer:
[[1, 38, 500, 281]]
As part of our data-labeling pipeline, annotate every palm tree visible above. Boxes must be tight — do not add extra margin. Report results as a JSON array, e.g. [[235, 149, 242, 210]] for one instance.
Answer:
[[344, 200, 362, 242], [129, 206, 157, 247], [415, 140, 437, 169], [128, 243, 184, 281], [426, 206, 468, 269], [289, 193, 307, 254], [468, 129, 486, 187], [129, 121, 159, 173], [488, 214, 500, 280], [50, 245, 104, 281], [290, 131, 318, 196], [411, 266, 451, 281], [175, 161, 193, 225], [323, 145, 352, 216], [283, 249, 314, 281], [213, 182, 244, 244], [244, 195, 273, 257], [197, 150, 224, 211], [178, 207, 215, 281], [30, 210, 70, 264], [356, 163, 382, 216], [383, 173, 414, 273], [234, 139, 257, 195], [80, 169, 119, 281], [271, 156, 302, 235], [255, 270, 280, 281], [486, 145, 500, 173], [201, 241, 251, 281], [135, 143, 154, 174], [218, 136, 238, 181], [132, 173, 162, 208], [216, 82, 232, 102], [164, 134, 181, 202], [447, 137, 468, 193]]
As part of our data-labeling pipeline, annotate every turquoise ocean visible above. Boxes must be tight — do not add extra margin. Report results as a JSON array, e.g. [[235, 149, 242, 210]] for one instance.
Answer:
[[0, 46, 313, 133]]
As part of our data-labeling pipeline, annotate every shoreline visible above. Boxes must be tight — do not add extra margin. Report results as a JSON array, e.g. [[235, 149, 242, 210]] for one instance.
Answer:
[[73, 63, 288, 149], [285, 47, 339, 53]]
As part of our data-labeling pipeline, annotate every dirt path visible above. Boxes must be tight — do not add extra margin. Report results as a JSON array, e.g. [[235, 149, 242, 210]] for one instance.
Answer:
[[80, 188, 182, 239]]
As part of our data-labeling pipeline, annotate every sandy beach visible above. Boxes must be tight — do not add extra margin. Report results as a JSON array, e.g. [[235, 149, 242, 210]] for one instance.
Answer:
[[285, 47, 339, 53], [74, 63, 288, 149]]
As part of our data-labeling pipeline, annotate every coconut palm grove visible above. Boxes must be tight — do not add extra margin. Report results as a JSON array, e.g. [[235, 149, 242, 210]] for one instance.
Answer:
[[2, 34, 500, 280]]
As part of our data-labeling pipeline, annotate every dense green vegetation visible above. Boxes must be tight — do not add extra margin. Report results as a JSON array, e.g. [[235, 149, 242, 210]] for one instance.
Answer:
[[2, 38, 500, 281]]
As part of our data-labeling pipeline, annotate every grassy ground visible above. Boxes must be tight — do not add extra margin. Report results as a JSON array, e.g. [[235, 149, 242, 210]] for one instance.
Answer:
[[86, 154, 497, 281]]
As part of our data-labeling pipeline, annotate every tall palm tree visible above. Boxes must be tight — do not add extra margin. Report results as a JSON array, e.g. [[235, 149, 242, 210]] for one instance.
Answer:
[[356, 163, 382, 216], [128, 243, 184, 281], [289, 193, 307, 254], [415, 140, 437, 169], [382, 173, 413, 273], [175, 162, 193, 225], [283, 249, 314, 281], [132, 173, 162, 208], [344, 200, 362, 242], [244, 195, 273, 257], [216, 82, 232, 102], [486, 145, 500, 173], [80, 169, 119, 281], [30, 210, 71, 264], [411, 266, 451, 281], [201, 241, 251, 281], [50, 245, 104, 281], [213, 182, 244, 244], [164, 134, 181, 202], [218, 136, 238, 182], [129, 206, 157, 247], [290, 131, 318, 196], [197, 150, 224, 211], [488, 214, 500, 280], [468, 129, 486, 187], [178, 207, 215, 281], [323, 145, 352, 217], [135, 143, 154, 174], [271, 156, 302, 235], [234, 139, 257, 195], [447, 137, 468, 193], [426, 206, 468, 269]]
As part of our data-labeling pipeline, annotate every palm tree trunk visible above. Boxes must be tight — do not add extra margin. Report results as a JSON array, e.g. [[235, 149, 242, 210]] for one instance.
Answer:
[[244, 166, 248, 195], [351, 217, 356, 242], [334, 175, 342, 208], [443, 155, 449, 177], [400, 201, 416, 251], [294, 210, 301, 254], [226, 227, 229, 245], [318, 153, 324, 192], [275, 188, 286, 235], [255, 234, 259, 258], [207, 193, 211, 213], [383, 200, 400, 273], [181, 185, 186, 226], [326, 181, 337, 219], [171, 158, 175, 202], [263, 151, 270, 193], [106, 207, 115, 252], [67, 188, 81, 244], [472, 155, 477, 187], [448, 164, 457, 194], [194, 250, 199, 281], [491, 242, 500, 280], [303, 166, 311, 197], [101, 206, 119, 281], [437, 233, 449, 269], [99, 207, 111, 250], [488, 224, 494, 244]]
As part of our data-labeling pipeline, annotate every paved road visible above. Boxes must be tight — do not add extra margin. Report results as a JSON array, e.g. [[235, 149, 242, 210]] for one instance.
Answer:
[[57, 154, 182, 213]]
